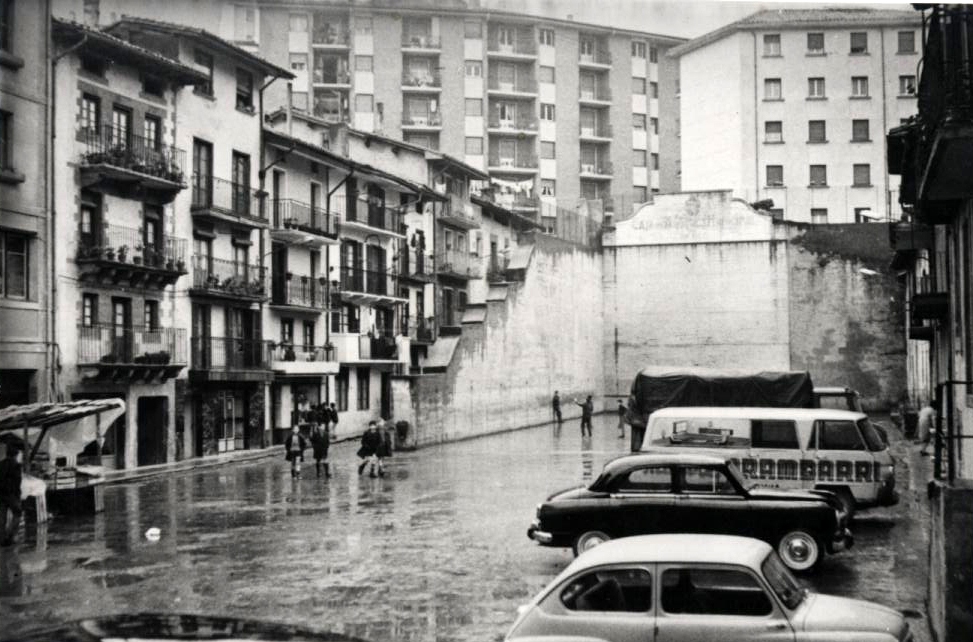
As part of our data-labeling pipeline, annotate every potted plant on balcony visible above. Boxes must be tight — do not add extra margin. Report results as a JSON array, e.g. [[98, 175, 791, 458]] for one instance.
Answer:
[[318, 276, 327, 286], [117, 245, 129, 263], [105, 246, 116, 262], [284, 346, 296, 361], [175, 258, 186, 272], [132, 244, 143, 265]]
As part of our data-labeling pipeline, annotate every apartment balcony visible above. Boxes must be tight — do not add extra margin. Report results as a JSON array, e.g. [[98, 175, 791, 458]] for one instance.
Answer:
[[579, 48, 612, 69], [190, 337, 273, 383], [401, 71, 442, 92], [191, 175, 266, 228], [269, 343, 339, 376], [399, 248, 436, 283], [579, 123, 613, 142], [75, 223, 188, 290], [190, 256, 268, 302], [494, 193, 539, 212], [401, 113, 442, 131], [401, 34, 441, 52], [487, 254, 511, 283], [342, 196, 406, 238], [311, 21, 350, 48], [487, 115, 539, 136], [312, 68, 351, 88], [487, 76, 538, 99], [437, 194, 480, 230], [312, 91, 350, 124], [270, 198, 339, 245], [339, 266, 406, 305], [270, 275, 329, 313], [77, 324, 186, 382], [78, 125, 186, 202], [332, 331, 399, 363], [579, 160, 614, 180], [488, 151, 539, 175], [404, 315, 437, 344], [435, 248, 479, 280], [486, 35, 537, 60], [579, 87, 613, 106]]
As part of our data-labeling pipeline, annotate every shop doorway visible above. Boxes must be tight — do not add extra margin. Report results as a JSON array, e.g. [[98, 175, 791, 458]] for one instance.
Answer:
[[137, 396, 167, 466]]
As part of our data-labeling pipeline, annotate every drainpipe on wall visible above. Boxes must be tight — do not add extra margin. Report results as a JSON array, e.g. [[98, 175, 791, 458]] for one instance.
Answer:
[[258, 74, 281, 447], [880, 28, 890, 221], [752, 31, 760, 203]]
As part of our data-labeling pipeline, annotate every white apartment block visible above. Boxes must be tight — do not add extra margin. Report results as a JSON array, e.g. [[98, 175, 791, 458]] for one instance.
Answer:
[[671, 8, 921, 224]]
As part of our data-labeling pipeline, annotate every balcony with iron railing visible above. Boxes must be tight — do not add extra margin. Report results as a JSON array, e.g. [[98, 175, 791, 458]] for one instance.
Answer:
[[401, 33, 441, 50], [270, 274, 329, 311], [359, 332, 398, 360], [312, 68, 351, 85], [269, 343, 338, 375], [339, 265, 404, 302], [398, 248, 436, 282], [579, 46, 612, 67], [404, 315, 437, 344], [494, 193, 540, 211], [401, 112, 442, 129], [270, 198, 339, 243], [487, 254, 511, 283], [191, 174, 266, 227], [579, 85, 613, 104], [488, 114, 539, 133], [76, 222, 188, 289], [78, 323, 187, 381], [311, 18, 350, 47], [190, 337, 272, 378], [343, 195, 405, 237], [190, 256, 268, 301], [401, 70, 442, 90], [78, 125, 186, 200], [487, 32, 538, 58], [579, 159, 614, 179], [580, 122, 613, 140], [487, 74, 539, 96], [436, 194, 480, 230], [488, 150, 539, 173], [436, 248, 478, 280]]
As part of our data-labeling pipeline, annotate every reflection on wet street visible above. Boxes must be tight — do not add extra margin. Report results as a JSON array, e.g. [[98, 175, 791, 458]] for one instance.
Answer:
[[0, 416, 930, 642]]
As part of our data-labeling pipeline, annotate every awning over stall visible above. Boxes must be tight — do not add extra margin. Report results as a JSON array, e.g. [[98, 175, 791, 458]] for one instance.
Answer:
[[0, 399, 126, 464]]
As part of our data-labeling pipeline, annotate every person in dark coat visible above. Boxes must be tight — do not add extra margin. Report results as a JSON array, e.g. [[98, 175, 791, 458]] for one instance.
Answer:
[[284, 426, 307, 478], [551, 391, 562, 424], [329, 403, 340, 439], [0, 444, 24, 547], [357, 421, 384, 478], [574, 395, 594, 438], [310, 422, 331, 478]]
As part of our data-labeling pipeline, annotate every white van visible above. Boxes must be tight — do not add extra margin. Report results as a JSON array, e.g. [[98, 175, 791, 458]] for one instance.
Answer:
[[640, 407, 898, 513]]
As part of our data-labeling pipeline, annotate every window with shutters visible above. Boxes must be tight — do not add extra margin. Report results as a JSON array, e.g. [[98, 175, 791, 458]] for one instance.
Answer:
[[808, 120, 826, 143]]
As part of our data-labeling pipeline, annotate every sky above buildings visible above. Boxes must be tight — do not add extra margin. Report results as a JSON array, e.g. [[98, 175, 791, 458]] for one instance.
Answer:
[[480, 0, 913, 39]]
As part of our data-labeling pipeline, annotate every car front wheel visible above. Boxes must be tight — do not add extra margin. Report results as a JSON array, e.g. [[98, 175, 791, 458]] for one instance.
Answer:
[[573, 530, 611, 556], [777, 530, 821, 572]]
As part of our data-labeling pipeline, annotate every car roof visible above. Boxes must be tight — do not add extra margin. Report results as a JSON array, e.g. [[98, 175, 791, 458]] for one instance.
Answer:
[[603, 453, 729, 473], [648, 406, 866, 421], [566, 534, 772, 571]]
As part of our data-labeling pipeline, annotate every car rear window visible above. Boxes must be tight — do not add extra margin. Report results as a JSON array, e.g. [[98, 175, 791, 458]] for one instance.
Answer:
[[750, 420, 798, 448]]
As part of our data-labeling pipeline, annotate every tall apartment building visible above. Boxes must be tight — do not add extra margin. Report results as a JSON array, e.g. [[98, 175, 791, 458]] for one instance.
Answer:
[[0, 0, 52, 407], [87, 0, 684, 223], [671, 8, 921, 224]]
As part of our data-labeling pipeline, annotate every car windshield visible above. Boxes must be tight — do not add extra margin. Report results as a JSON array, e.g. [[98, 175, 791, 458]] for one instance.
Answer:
[[761, 551, 805, 609], [724, 459, 754, 490], [858, 419, 886, 452]]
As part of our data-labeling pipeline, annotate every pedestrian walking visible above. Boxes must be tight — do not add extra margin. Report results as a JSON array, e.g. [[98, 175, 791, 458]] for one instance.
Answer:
[[617, 399, 627, 438], [284, 425, 307, 478], [310, 423, 331, 478], [917, 403, 936, 456], [357, 421, 384, 478], [552, 391, 562, 424], [574, 395, 593, 438], [381, 420, 395, 459], [0, 444, 24, 547], [315, 402, 331, 436], [329, 402, 340, 439]]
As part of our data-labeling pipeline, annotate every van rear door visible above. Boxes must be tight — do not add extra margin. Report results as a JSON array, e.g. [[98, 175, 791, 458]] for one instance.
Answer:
[[744, 419, 802, 491]]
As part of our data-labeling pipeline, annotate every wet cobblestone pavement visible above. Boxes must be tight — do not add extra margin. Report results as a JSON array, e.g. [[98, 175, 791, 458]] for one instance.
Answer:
[[0, 415, 932, 641]]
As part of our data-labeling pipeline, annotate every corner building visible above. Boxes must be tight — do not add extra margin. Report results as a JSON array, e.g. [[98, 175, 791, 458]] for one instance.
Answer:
[[672, 8, 921, 223]]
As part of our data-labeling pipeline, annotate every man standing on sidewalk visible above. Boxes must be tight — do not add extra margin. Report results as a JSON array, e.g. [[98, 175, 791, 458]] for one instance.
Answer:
[[551, 391, 562, 424], [917, 403, 936, 456], [0, 445, 24, 547], [574, 396, 593, 438], [616, 399, 627, 439], [329, 402, 340, 439]]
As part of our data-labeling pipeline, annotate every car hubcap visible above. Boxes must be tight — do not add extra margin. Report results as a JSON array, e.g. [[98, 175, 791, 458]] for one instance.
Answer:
[[786, 538, 810, 562], [582, 535, 606, 551]]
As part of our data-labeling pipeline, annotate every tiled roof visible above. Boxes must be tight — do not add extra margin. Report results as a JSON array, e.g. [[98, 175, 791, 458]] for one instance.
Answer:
[[669, 7, 921, 58], [106, 16, 294, 79], [52, 18, 208, 85]]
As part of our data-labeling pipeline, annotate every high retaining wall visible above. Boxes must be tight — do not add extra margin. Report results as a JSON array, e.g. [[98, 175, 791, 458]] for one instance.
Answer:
[[928, 480, 973, 642], [395, 236, 605, 445], [786, 224, 908, 410]]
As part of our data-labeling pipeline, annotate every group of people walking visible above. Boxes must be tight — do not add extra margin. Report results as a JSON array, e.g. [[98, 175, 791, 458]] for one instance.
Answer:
[[283, 408, 393, 480], [551, 391, 628, 439]]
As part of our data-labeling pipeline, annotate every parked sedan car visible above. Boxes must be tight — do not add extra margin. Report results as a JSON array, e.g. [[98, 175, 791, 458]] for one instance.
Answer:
[[507, 534, 912, 642], [527, 453, 852, 571]]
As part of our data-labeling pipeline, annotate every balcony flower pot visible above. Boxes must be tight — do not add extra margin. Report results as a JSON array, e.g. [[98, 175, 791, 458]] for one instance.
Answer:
[[132, 255, 142, 266], [301, 275, 308, 284], [165, 258, 175, 270], [99, 354, 117, 364], [105, 247, 116, 262], [284, 347, 296, 362], [175, 259, 186, 272], [117, 245, 129, 263], [318, 276, 328, 286]]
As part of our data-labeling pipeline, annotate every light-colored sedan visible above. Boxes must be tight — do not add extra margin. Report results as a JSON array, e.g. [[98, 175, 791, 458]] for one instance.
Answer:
[[506, 534, 912, 642]]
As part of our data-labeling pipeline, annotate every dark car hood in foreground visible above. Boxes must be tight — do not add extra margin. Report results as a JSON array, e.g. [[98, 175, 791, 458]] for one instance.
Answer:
[[4, 613, 367, 642]]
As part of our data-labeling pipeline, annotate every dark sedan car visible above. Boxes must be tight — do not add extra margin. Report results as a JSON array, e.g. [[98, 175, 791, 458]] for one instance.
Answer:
[[527, 453, 853, 572]]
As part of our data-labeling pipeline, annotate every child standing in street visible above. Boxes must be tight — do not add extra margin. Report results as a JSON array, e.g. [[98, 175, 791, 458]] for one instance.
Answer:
[[310, 422, 331, 478], [284, 425, 307, 478]]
